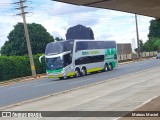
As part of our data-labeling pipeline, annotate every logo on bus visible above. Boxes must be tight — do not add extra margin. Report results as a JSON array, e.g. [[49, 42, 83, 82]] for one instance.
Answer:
[[82, 51, 100, 55], [105, 48, 116, 56], [82, 51, 89, 55]]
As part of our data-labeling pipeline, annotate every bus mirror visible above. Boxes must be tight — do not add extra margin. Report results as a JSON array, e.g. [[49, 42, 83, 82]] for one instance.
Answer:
[[60, 55, 63, 60], [39, 54, 45, 63]]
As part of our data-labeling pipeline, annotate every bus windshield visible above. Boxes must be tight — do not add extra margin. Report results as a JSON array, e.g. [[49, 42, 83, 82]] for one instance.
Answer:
[[46, 57, 64, 70]]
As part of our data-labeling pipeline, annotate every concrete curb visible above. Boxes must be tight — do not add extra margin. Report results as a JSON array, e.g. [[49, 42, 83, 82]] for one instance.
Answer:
[[0, 74, 46, 86]]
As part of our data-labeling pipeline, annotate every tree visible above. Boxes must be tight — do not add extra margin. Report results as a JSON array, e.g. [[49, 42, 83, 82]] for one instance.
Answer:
[[142, 18, 160, 52], [1, 23, 54, 56], [55, 37, 63, 41], [139, 40, 144, 52], [148, 18, 160, 39], [153, 38, 160, 52], [143, 38, 160, 52], [134, 40, 144, 53], [66, 24, 94, 40]]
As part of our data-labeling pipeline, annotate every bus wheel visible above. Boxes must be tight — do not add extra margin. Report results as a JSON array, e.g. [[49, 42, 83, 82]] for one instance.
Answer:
[[75, 69, 81, 77], [108, 63, 113, 71], [81, 68, 87, 76], [59, 77, 64, 80], [103, 64, 108, 72]]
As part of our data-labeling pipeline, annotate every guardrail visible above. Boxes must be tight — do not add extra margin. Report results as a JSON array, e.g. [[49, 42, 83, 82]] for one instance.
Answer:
[[118, 51, 158, 61]]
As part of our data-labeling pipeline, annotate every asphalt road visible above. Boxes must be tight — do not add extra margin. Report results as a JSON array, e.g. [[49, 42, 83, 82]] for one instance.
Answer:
[[0, 58, 160, 108]]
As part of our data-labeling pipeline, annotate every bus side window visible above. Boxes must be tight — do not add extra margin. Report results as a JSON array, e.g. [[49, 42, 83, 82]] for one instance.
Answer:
[[64, 53, 72, 67]]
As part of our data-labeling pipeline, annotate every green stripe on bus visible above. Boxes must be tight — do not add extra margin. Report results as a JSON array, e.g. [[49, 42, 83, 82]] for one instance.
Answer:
[[47, 68, 63, 74]]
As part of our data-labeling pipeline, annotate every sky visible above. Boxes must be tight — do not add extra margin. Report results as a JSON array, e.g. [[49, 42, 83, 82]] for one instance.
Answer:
[[0, 0, 154, 49]]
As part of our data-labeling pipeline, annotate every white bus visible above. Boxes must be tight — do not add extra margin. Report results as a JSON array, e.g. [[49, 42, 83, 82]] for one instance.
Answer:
[[43, 40, 118, 79]]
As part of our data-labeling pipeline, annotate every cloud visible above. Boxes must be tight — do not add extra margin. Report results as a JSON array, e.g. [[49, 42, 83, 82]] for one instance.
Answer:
[[37, 1, 99, 16], [52, 31, 61, 38], [0, 0, 154, 49]]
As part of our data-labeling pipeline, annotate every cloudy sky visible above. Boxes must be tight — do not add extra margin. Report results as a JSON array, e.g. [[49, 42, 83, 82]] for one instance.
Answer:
[[0, 0, 154, 49]]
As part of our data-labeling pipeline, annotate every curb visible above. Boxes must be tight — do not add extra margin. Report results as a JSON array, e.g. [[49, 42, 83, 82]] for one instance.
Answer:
[[0, 74, 46, 86]]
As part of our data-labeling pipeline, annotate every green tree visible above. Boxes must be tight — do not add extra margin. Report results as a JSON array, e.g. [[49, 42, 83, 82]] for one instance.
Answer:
[[1, 23, 54, 56], [143, 38, 160, 52], [55, 37, 63, 41], [148, 18, 160, 39], [134, 40, 144, 52], [153, 38, 160, 52], [142, 18, 160, 52]]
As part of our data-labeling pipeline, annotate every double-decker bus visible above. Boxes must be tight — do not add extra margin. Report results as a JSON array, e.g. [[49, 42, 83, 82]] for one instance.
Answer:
[[42, 40, 118, 79]]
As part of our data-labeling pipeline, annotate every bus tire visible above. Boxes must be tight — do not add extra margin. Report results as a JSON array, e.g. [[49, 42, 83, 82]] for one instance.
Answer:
[[103, 64, 108, 72], [59, 77, 64, 80], [108, 63, 113, 71], [75, 68, 81, 77], [81, 67, 87, 76]]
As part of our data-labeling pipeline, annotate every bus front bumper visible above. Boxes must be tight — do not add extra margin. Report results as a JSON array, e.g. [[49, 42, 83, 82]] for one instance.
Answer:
[[47, 73, 64, 78], [47, 72, 75, 78]]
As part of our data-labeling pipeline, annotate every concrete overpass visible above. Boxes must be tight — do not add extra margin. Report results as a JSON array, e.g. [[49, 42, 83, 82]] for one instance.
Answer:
[[53, 0, 160, 18]]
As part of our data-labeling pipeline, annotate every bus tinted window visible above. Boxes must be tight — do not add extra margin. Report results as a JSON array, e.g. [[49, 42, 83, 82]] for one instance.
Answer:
[[45, 40, 74, 55], [76, 41, 116, 52], [75, 55, 104, 65]]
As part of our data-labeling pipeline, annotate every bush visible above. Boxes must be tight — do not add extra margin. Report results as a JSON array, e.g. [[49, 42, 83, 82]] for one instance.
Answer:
[[0, 54, 45, 81]]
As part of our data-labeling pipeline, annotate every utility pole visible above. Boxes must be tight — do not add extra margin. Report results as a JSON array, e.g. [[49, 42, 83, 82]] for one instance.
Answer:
[[15, 0, 36, 77], [135, 14, 140, 59]]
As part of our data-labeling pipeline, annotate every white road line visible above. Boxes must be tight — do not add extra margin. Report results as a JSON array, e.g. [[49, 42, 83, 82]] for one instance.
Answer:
[[69, 78, 93, 85], [119, 60, 151, 68], [113, 96, 159, 120], [126, 68, 138, 72], [118, 63, 143, 69], [8, 82, 39, 89], [113, 117, 121, 120], [34, 81, 62, 87], [134, 95, 158, 110]]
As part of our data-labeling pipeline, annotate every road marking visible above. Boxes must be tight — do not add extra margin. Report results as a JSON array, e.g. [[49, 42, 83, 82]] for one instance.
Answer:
[[111, 97, 159, 120], [126, 68, 138, 72], [118, 61, 148, 69], [34, 81, 62, 87], [155, 74, 160, 77], [8, 82, 39, 89], [69, 78, 93, 85], [113, 117, 120, 120], [134, 96, 158, 110], [59, 72, 159, 112]]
